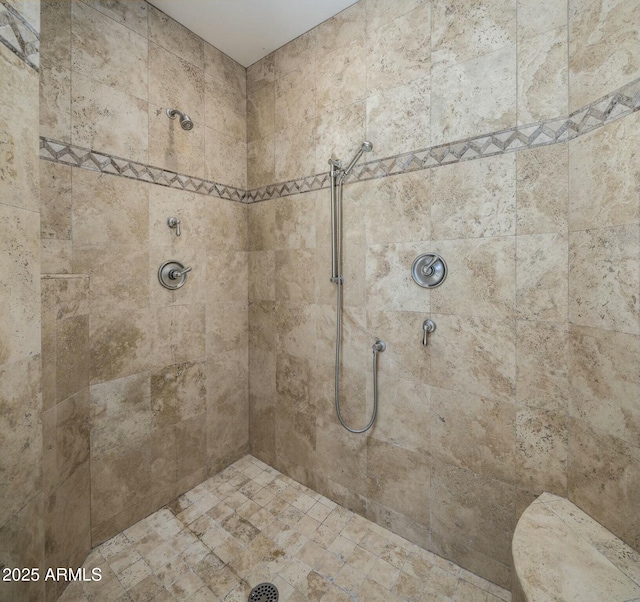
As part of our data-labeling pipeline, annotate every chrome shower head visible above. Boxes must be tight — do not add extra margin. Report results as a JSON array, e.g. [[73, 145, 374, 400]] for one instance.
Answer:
[[166, 108, 194, 131], [342, 141, 374, 177]]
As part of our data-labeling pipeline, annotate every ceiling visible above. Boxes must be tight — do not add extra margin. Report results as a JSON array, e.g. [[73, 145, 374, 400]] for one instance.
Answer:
[[147, 0, 359, 67]]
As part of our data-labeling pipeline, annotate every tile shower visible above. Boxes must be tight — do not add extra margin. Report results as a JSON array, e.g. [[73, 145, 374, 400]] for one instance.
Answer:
[[0, 0, 638, 601]]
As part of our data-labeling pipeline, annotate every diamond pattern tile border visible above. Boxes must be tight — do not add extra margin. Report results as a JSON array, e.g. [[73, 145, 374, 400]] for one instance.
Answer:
[[39, 139, 247, 203], [0, 0, 39, 71], [40, 77, 640, 205]]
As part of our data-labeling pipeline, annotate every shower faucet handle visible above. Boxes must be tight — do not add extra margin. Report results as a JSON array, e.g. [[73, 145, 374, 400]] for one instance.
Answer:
[[167, 217, 181, 237], [423, 319, 436, 346]]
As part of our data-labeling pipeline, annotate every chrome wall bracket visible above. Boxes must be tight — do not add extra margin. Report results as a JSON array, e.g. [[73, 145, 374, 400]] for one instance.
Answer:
[[411, 253, 448, 288], [158, 260, 192, 290]]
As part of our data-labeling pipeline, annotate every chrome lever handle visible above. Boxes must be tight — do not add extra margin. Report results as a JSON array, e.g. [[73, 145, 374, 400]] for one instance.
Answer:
[[167, 217, 181, 237], [169, 266, 191, 279], [422, 319, 436, 346]]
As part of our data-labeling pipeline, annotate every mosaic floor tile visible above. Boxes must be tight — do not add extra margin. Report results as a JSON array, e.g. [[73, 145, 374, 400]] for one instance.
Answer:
[[58, 455, 511, 602]]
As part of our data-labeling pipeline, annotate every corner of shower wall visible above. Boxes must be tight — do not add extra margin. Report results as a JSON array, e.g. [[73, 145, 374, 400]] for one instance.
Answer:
[[0, 1, 45, 600]]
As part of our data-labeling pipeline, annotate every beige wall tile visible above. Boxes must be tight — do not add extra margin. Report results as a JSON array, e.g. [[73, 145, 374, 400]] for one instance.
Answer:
[[40, 160, 71, 240], [249, 252, 276, 301], [206, 299, 248, 354], [275, 120, 317, 183], [517, 0, 567, 40], [205, 126, 247, 189], [73, 169, 149, 245], [148, 4, 204, 70], [569, 224, 640, 335], [72, 72, 148, 164], [45, 461, 90, 572], [173, 303, 206, 362], [149, 43, 204, 123], [39, 58, 71, 143], [88, 305, 152, 385], [247, 53, 274, 96], [41, 0, 71, 68], [275, 250, 316, 304], [568, 325, 640, 446], [91, 438, 152, 526], [0, 204, 41, 366], [568, 112, 640, 231], [0, 48, 39, 213], [369, 377, 430, 455], [247, 82, 275, 143], [366, 78, 430, 159], [274, 195, 317, 250], [276, 352, 313, 416], [516, 320, 568, 411], [432, 154, 516, 239], [430, 314, 516, 402], [517, 26, 568, 124], [432, 236, 516, 319], [82, 0, 148, 37], [432, 387, 516, 483], [249, 301, 276, 352], [249, 201, 277, 251], [55, 315, 89, 404], [430, 460, 515, 566], [275, 65, 316, 131], [367, 438, 430, 526], [431, 0, 516, 69], [205, 73, 246, 142], [91, 373, 150, 458], [249, 349, 276, 400], [316, 39, 367, 113], [516, 143, 568, 235], [516, 232, 568, 323], [366, 3, 430, 94], [177, 414, 208, 476], [71, 1, 148, 101], [247, 136, 275, 189], [276, 302, 317, 361], [569, 0, 640, 111], [366, 0, 427, 32], [316, 2, 366, 54], [207, 198, 247, 252], [366, 242, 430, 312], [0, 494, 45, 601], [362, 170, 430, 245], [274, 29, 316, 80], [207, 250, 248, 303], [568, 417, 640, 550], [515, 408, 567, 495], [432, 45, 517, 145], [204, 42, 246, 98], [315, 101, 366, 173], [0, 356, 42, 527], [41, 239, 72, 275]]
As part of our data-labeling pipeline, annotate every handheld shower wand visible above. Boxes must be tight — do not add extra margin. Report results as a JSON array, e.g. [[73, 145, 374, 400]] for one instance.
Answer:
[[330, 142, 384, 434]]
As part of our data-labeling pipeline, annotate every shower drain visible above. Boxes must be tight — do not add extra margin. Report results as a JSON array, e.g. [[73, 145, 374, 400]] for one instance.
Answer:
[[248, 582, 279, 602]]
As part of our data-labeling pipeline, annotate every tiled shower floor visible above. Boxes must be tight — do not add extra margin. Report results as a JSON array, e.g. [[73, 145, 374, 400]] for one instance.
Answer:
[[59, 455, 511, 602]]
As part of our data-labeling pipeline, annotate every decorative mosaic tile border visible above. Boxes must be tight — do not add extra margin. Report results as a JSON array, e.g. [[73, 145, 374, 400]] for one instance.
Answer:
[[39, 139, 247, 203], [0, 0, 39, 71], [246, 77, 640, 202], [39, 77, 640, 204]]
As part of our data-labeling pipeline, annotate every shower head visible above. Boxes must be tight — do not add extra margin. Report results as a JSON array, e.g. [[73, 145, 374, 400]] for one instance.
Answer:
[[166, 108, 194, 131], [342, 141, 373, 178]]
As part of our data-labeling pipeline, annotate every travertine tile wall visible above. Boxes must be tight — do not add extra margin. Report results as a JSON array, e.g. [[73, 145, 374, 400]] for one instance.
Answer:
[[0, 2, 44, 600], [39, 0, 250, 548], [40, 0, 247, 272], [246, 0, 640, 590], [41, 275, 91, 601]]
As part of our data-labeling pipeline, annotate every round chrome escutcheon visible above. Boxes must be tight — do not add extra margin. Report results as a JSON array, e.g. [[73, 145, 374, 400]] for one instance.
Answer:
[[411, 253, 447, 288]]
